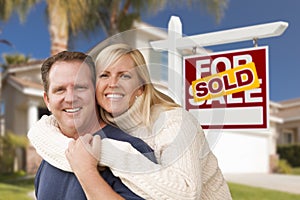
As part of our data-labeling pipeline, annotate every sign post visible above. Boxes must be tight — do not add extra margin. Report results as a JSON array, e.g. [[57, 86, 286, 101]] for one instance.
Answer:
[[149, 15, 289, 173], [150, 16, 288, 130]]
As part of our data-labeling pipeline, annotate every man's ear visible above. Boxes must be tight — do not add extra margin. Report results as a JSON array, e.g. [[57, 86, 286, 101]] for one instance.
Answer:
[[43, 92, 51, 112]]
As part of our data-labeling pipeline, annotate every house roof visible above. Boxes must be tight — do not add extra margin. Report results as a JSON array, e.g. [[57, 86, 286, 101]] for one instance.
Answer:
[[87, 20, 168, 59], [132, 20, 168, 39], [278, 97, 300, 107], [2, 59, 44, 98], [270, 97, 300, 123], [7, 60, 44, 73], [7, 75, 43, 97], [8, 76, 43, 90]]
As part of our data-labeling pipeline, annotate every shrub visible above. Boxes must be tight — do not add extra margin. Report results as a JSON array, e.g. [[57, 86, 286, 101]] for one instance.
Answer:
[[0, 130, 28, 173], [273, 159, 292, 174], [277, 144, 300, 167]]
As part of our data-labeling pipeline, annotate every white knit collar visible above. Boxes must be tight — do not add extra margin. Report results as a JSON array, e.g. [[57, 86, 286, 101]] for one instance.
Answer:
[[105, 94, 144, 133]]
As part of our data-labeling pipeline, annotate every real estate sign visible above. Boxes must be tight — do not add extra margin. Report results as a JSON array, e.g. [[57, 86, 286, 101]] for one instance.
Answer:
[[184, 46, 269, 130]]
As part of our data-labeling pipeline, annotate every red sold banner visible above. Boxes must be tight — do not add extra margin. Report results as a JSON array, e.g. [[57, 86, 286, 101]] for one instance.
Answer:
[[183, 46, 269, 130]]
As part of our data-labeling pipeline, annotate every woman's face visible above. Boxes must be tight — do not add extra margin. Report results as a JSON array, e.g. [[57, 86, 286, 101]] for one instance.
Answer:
[[96, 54, 143, 116]]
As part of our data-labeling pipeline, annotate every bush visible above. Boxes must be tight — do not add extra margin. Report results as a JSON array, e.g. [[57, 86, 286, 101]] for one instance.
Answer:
[[0, 131, 28, 173], [273, 159, 292, 174], [277, 144, 300, 167]]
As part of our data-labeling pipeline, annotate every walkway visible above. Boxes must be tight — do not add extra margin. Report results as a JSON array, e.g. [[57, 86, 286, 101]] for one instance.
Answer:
[[224, 173, 300, 194]]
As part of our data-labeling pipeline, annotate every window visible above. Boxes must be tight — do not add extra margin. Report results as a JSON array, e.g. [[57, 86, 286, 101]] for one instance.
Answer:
[[282, 129, 294, 144], [0, 100, 4, 117], [161, 51, 168, 82]]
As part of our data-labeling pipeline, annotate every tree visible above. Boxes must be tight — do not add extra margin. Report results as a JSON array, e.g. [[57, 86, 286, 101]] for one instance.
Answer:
[[79, 0, 228, 37], [0, 0, 39, 22], [2, 53, 31, 66], [0, 0, 228, 56], [46, 0, 95, 55], [0, 130, 29, 173], [0, 28, 13, 47], [43, 0, 160, 55], [0, 39, 12, 47]]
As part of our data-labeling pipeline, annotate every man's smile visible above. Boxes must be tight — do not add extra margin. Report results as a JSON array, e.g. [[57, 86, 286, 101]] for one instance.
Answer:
[[63, 107, 82, 113]]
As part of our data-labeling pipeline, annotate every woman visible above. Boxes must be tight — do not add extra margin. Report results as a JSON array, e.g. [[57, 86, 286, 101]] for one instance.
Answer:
[[30, 44, 232, 199]]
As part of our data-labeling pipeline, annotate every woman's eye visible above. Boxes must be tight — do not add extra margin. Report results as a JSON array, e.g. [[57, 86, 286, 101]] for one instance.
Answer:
[[98, 73, 108, 78], [120, 74, 131, 79]]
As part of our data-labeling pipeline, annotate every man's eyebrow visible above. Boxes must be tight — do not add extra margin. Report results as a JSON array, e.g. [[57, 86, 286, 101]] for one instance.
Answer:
[[51, 85, 64, 91], [74, 83, 89, 87]]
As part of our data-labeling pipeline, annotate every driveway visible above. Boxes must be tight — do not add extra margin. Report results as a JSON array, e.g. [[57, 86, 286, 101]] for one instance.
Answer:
[[224, 173, 300, 194]]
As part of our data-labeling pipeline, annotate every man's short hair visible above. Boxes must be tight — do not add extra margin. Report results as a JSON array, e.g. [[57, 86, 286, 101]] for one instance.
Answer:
[[41, 51, 96, 94]]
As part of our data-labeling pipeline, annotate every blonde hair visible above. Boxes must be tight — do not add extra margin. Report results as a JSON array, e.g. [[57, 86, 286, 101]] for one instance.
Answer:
[[95, 43, 179, 126]]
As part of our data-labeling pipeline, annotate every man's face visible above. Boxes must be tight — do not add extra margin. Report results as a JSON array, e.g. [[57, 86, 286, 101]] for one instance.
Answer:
[[44, 61, 98, 138]]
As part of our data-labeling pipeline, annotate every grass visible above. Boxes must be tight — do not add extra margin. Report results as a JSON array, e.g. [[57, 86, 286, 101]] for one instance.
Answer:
[[291, 167, 300, 175], [0, 182, 33, 200], [1, 174, 300, 200], [0, 173, 34, 200], [229, 182, 300, 200]]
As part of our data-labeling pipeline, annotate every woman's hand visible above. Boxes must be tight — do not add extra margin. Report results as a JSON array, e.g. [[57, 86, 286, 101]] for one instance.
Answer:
[[66, 134, 101, 175]]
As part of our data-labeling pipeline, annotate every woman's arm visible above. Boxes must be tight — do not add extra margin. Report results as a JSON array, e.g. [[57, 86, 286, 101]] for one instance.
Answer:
[[108, 108, 232, 200], [27, 115, 73, 172], [27, 115, 157, 172], [28, 112, 231, 199]]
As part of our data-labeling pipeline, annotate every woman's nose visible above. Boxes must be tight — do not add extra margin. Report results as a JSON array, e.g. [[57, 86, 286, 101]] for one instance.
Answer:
[[108, 76, 119, 87]]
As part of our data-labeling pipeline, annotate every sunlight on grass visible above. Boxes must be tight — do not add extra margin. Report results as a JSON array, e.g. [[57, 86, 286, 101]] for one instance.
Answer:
[[291, 167, 300, 175], [0, 183, 33, 200], [229, 182, 300, 200], [2, 177, 300, 200]]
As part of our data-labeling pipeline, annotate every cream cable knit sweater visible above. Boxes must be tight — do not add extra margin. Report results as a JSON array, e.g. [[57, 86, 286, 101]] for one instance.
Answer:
[[28, 98, 232, 200]]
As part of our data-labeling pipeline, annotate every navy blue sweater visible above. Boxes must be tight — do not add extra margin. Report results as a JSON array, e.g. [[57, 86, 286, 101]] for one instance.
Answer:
[[35, 124, 157, 200]]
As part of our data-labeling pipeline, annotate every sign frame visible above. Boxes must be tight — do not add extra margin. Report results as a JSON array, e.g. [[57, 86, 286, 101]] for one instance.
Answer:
[[183, 46, 269, 130]]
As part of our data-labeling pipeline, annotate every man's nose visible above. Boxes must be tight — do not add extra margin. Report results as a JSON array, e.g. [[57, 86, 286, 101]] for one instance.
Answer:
[[64, 88, 77, 102]]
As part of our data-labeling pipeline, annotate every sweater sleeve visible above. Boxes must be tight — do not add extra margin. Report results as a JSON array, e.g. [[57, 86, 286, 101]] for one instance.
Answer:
[[108, 108, 232, 200], [27, 115, 74, 172], [27, 115, 159, 173]]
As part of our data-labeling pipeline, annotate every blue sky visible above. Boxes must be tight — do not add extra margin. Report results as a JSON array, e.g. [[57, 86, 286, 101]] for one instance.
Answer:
[[0, 0, 299, 102]]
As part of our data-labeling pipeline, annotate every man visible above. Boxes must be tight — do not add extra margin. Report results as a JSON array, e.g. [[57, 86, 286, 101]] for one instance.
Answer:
[[31, 51, 156, 200]]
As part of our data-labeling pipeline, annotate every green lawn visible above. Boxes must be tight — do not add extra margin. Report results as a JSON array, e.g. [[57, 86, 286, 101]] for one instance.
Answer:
[[0, 182, 33, 200], [291, 167, 300, 175], [2, 177, 300, 200], [0, 175, 34, 200], [229, 182, 300, 200]]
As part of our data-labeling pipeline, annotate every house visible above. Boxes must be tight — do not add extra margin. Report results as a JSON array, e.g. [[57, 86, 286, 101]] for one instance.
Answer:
[[1, 60, 48, 173], [1, 21, 298, 174], [270, 98, 300, 145]]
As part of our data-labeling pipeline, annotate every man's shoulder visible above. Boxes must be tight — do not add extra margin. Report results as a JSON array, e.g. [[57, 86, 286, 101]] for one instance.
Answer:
[[94, 124, 122, 138], [35, 161, 87, 200]]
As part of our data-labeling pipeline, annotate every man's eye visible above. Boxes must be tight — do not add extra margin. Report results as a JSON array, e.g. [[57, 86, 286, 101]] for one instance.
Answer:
[[54, 88, 64, 94], [76, 86, 88, 91]]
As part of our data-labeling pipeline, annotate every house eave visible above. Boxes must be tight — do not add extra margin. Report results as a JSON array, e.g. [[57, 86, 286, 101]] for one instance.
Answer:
[[7, 77, 43, 97]]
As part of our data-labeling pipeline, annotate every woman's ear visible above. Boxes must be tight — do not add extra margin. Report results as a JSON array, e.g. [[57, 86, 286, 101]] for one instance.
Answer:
[[136, 86, 144, 97]]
